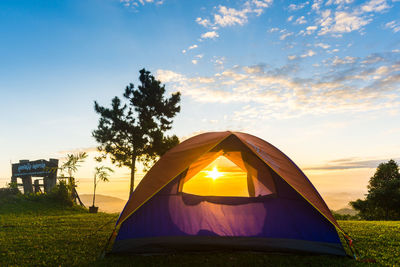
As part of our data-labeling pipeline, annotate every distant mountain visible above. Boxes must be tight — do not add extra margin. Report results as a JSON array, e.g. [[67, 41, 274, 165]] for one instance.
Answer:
[[334, 207, 358, 216], [79, 194, 126, 213]]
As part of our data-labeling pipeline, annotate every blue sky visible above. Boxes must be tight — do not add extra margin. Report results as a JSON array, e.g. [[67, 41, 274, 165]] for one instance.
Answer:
[[1, 0, 399, 208]]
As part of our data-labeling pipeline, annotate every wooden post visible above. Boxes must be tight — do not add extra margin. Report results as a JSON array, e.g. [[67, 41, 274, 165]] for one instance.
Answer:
[[22, 176, 33, 194], [33, 179, 41, 193], [46, 158, 58, 193]]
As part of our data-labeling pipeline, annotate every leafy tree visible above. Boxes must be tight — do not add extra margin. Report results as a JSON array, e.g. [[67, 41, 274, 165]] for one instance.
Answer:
[[350, 159, 400, 220], [93, 68, 181, 196], [92, 166, 114, 207]]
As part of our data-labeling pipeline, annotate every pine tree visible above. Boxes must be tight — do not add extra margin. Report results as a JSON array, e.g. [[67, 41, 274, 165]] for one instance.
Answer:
[[93, 69, 181, 196]]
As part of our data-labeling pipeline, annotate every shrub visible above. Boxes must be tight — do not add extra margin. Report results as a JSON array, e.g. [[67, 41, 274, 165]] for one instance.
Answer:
[[14, 181, 74, 206], [0, 182, 20, 198], [48, 181, 74, 206]]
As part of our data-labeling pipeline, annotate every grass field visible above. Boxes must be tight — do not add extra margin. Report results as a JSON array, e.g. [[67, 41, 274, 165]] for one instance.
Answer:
[[0, 198, 399, 266]]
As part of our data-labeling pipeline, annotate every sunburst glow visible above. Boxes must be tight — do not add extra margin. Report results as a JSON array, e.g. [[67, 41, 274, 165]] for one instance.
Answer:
[[206, 166, 223, 180]]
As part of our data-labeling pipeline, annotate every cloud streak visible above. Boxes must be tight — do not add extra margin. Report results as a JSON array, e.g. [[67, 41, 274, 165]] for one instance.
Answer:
[[304, 157, 400, 170], [120, 0, 164, 8], [57, 147, 98, 155], [157, 51, 400, 120]]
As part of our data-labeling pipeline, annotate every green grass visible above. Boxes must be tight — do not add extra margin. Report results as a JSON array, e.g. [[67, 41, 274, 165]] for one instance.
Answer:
[[0, 194, 86, 215], [0, 199, 399, 266]]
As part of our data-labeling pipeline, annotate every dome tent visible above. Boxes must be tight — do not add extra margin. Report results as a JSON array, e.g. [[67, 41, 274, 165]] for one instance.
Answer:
[[110, 131, 349, 256]]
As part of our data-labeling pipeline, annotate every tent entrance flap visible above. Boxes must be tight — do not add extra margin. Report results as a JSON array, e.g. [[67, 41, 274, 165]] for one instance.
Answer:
[[180, 146, 276, 198], [181, 155, 251, 197]]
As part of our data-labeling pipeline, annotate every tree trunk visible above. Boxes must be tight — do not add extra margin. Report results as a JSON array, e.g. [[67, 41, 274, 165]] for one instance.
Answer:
[[130, 156, 136, 197], [92, 174, 96, 207]]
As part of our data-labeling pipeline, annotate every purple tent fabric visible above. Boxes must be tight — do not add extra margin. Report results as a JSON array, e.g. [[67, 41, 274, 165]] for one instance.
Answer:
[[114, 172, 345, 255]]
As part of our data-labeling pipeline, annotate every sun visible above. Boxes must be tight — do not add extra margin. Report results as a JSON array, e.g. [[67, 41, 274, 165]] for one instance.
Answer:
[[206, 166, 223, 180]]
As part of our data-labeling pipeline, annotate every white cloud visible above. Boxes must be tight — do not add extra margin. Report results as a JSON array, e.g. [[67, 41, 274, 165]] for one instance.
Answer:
[[201, 31, 219, 39], [191, 59, 198, 65], [243, 64, 265, 74], [197, 1, 273, 29], [318, 10, 333, 27], [195, 54, 204, 59], [331, 56, 357, 65], [295, 16, 307, 24], [326, 0, 354, 7], [319, 11, 370, 35], [214, 6, 250, 27], [183, 44, 199, 54], [120, 0, 164, 7], [315, 42, 331, 49], [385, 20, 400, 32], [302, 25, 318, 35], [361, 0, 390, 12], [287, 16, 294, 22], [312, 0, 323, 10], [252, 0, 273, 8], [196, 17, 212, 27], [156, 51, 400, 120], [214, 56, 226, 69], [280, 32, 293, 40], [315, 0, 391, 36], [288, 2, 309, 11], [157, 55, 400, 118], [300, 50, 316, 58], [361, 54, 384, 64], [328, 48, 340, 53], [269, 27, 280, 32], [288, 55, 297, 60], [156, 69, 185, 83]]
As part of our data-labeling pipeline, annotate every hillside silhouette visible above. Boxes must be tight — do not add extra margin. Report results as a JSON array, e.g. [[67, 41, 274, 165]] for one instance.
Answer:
[[80, 194, 125, 213]]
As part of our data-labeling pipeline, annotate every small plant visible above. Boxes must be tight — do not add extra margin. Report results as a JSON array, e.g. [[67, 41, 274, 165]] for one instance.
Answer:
[[90, 166, 114, 213], [59, 152, 88, 204]]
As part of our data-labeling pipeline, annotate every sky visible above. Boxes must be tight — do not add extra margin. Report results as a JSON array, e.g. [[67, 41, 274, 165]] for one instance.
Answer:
[[0, 0, 399, 210]]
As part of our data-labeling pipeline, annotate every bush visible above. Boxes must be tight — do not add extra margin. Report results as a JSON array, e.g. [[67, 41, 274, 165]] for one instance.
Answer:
[[0, 182, 20, 199], [48, 181, 74, 206], [2, 181, 75, 207]]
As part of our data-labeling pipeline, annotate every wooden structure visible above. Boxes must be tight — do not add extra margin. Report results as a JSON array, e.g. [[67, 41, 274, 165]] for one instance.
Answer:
[[11, 159, 59, 194]]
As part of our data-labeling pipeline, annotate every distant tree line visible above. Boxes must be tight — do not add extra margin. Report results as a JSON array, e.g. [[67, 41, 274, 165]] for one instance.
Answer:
[[331, 210, 359, 221]]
